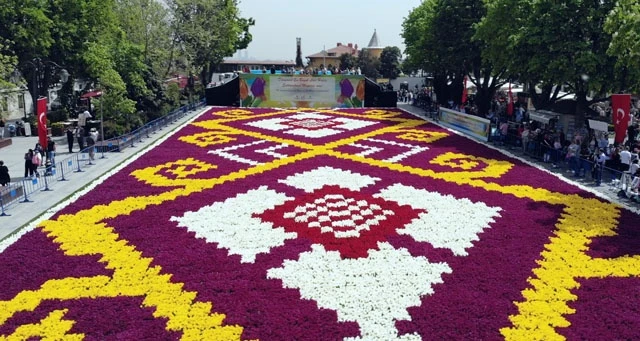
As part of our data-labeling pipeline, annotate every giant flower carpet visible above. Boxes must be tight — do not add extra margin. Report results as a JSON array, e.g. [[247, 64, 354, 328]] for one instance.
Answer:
[[0, 107, 639, 340]]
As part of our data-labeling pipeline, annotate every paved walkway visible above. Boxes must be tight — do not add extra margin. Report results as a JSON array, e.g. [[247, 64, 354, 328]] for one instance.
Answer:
[[0, 107, 206, 240]]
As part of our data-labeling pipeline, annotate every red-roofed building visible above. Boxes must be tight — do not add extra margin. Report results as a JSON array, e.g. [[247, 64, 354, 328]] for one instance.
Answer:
[[306, 43, 358, 68]]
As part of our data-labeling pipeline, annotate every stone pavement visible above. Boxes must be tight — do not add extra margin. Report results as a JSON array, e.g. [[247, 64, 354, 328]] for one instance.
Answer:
[[398, 103, 640, 214], [0, 106, 206, 241]]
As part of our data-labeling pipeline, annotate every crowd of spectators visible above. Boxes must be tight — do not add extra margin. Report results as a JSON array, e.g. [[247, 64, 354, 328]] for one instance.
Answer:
[[243, 65, 363, 76], [497, 119, 640, 201], [407, 87, 640, 203]]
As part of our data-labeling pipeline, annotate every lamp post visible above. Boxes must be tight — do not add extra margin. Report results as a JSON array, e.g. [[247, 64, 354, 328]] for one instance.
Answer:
[[323, 45, 326, 73], [100, 89, 106, 159]]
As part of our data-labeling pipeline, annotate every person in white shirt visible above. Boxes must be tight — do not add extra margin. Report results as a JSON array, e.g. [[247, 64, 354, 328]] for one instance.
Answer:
[[78, 110, 92, 131], [620, 146, 632, 172]]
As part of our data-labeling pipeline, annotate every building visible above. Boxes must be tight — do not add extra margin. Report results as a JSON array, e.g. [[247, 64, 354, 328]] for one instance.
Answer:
[[364, 29, 384, 59], [0, 87, 30, 121], [306, 43, 359, 69]]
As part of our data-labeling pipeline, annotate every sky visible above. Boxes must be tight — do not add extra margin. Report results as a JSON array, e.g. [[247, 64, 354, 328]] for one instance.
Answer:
[[236, 0, 423, 61]]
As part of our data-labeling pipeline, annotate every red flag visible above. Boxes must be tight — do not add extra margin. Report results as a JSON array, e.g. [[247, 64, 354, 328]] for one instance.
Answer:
[[612, 94, 632, 145], [461, 76, 468, 105], [37, 97, 48, 149], [506, 83, 514, 116]]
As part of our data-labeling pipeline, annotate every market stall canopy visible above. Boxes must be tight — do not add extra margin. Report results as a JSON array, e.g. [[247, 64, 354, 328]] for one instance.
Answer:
[[80, 91, 103, 98], [529, 110, 560, 125]]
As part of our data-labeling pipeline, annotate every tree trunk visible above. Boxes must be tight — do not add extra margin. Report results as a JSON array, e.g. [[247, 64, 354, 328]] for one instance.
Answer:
[[574, 90, 588, 130], [474, 86, 493, 116], [433, 73, 449, 105], [530, 82, 554, 110], [451, 75, 464, 106]]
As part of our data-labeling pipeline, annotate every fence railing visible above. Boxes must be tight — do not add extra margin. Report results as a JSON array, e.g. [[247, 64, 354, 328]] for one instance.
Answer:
[[0, 100, 205, 216], [487, 129, 640, 205]]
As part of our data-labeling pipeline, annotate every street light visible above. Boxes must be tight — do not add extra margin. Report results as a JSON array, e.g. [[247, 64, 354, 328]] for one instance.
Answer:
[[323, 45, 326, 73], [98, 86, 106, 159]]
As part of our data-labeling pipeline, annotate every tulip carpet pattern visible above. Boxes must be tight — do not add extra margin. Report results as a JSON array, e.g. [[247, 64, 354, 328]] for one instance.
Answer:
[[1, 107, 639, 340]]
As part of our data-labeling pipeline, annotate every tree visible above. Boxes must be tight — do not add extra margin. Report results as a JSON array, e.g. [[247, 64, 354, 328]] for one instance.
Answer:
[[83, 41, 139, 136], [169, 0, 254, 87], [0, 38, 17, 89], [400, 59, 419, 77], [295, 38, 303, 67], [477, 0, 618, 127], [0, 0, 131, 117], [114, 0, 173, 78], [357, 49, 380, 79], [403, 0, 503, 114], [0, 39, 16, 120], [338, 53, 357, 71], [379, 46, 402, 79], [605, 0, 640, 93]]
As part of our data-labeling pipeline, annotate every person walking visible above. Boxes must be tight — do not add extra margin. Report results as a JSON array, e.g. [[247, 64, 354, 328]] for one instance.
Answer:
[[0, 160, 10, 186], [594, 148, 608, 186], [31, 148, 42, 178], [66, 126, 74, 153], [24, 149, 34, 178], [47, 136, 56, 165], [34, 142, 44, 159], [76, 127, 85, 151], [87, 128, 98, 160], [0, 118, 5, 139]]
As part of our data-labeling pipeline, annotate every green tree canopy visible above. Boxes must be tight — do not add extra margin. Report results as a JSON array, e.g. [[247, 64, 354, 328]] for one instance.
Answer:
[[477, 0, 618, 126], [338, 53, 357, 71], [379, 46, 402, 80], [0, 38, 17, 89], [170, 0, 254, 85], [357, 49, 380, 79], [403, 0, 502, 114], [605, 0, 640, 92]]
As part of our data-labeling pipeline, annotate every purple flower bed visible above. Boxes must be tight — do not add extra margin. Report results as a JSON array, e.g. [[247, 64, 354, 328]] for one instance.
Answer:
[[0, 107, 638, 340]]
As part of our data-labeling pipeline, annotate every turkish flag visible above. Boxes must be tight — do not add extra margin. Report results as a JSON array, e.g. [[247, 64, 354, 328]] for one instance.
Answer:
[[506, 83, 514, 116], [461, 76, 468, 105], [612, 94, 631, 145], [37, 97, 48, 150]]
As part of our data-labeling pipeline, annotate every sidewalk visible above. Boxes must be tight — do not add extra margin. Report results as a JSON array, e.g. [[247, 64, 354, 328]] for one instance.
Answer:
[[399, 103, 640, 214], [0, 107, 206, 240]]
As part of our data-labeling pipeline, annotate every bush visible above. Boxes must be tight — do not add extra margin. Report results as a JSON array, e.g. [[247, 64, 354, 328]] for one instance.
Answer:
[[51, 122, 65, 136], [48, 109, 68, 123]]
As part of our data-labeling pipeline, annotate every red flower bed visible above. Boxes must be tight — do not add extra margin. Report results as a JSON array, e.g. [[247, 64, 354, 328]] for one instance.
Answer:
[[0, 107, 638, 340]]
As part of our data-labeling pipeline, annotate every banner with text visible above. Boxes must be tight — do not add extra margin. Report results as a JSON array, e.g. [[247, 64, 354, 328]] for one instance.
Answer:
[[439, 108, 491, 141], [240, 74, 365, 108]]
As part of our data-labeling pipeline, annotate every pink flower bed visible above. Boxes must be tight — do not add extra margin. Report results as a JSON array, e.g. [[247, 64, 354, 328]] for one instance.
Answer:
[[0, 107, 638, 340]]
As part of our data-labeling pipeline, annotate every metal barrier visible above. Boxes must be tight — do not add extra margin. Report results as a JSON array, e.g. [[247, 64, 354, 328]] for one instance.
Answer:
[[488, 128, 637, 205], [0, 100, 205, 216]]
